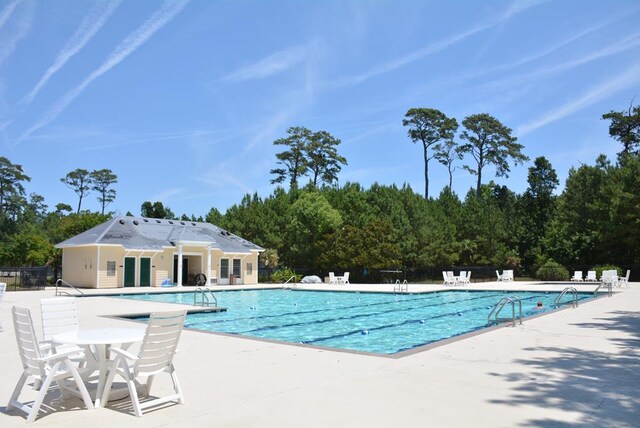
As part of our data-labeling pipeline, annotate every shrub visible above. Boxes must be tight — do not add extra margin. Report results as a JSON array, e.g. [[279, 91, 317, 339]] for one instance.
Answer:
[[591, 265, 622, 278], [535, 260, 569, 281], [271, 268, 301, 284]]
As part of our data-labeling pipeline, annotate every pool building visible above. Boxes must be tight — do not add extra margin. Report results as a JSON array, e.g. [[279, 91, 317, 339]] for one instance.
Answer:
[[55, 216, 264, 289]]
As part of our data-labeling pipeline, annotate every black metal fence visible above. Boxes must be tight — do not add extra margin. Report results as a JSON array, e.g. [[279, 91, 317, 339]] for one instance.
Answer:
[[259, 266, 503, 284], [0, 267, 49, 290]]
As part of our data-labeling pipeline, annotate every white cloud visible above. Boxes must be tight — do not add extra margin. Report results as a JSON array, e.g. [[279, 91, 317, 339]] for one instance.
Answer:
[[21, 0, 123, 106], [149, 188, 185, 203], [517, 63, 640, 136], [333, 0, 546, 88], [0, 1, 19, 31], [0, 0, 34, 69], [17, 0, 189, 143], [221, 42, 315, 83]]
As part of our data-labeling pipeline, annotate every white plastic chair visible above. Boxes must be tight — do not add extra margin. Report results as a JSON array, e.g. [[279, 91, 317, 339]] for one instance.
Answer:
[[504, 270, 514, 282], [329, 272, 336, 285], [618, 270, 630, 288], [570, 271, 583, 282], [459, 271, 467, 285], [466, 271, 472, 284], [7, 306, 93, 423], [102, 310, 186, 417], [585, 271, 597, 282], [443, 271, 456, 286], [40, 297, 87, 364], [601, 270, 618, 287], [496, 270, 503, 282], [0, 282, 6, 332], [342, 272, 350, 284]]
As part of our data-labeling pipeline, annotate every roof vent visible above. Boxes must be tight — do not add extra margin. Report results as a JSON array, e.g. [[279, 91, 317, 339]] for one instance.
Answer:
[[156, 219, 161, 223], [133, 220, 139, 225], [119, 219, 125, 225]]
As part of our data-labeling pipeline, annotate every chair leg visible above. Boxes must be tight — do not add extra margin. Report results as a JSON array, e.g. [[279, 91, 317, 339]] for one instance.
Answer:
[[101, 357, 121, 405], [169, 364, 184, 404], [7, 371, 29, 412], [65, 360, 94, 410], [122, 365, 142, 417], [26, 361, 61, 423]]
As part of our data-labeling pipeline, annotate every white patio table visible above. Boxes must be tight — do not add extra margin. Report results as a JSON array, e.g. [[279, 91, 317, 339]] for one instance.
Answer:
[[52, 328, 145, 407]]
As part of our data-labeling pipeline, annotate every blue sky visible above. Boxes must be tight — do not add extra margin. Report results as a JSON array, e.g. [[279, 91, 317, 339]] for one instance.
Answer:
[[1, 0, 639, 217]]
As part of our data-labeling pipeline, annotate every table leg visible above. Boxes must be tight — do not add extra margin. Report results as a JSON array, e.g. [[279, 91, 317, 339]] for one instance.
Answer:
[[94, 344, 108, 407]]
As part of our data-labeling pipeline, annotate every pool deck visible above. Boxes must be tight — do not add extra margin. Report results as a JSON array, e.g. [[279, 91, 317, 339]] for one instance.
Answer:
[[1, 281, 639, 427]]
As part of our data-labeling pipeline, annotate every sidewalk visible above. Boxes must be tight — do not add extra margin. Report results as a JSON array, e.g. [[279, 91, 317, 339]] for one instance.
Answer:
[[1, 283, 638, 427]]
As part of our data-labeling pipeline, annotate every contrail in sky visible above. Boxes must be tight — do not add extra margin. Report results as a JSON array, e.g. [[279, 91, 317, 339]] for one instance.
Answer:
[[21, 0, 123, 106], [17, 0, 189, 144]]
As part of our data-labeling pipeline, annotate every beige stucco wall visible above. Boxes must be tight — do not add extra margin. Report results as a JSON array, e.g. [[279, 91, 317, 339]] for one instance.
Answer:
[[63, 244, 261, 288]]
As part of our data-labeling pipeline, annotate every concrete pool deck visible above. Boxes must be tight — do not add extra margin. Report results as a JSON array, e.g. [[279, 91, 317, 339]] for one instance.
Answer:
[[0, 282, 638, 427]]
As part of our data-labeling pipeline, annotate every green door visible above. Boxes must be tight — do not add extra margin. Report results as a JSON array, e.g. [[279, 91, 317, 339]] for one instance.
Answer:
[[139, 257, 151, 287], [124, 257, 136, 287]]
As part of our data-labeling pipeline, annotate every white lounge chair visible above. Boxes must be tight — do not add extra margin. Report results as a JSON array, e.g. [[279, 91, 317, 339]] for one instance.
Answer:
[[618, 270, 630, 288], [342, 272, 350, 284], [0, 282, 5, 332], [570, 271, 583, 282], [329, 272, 336, 285], [7, 306, 93, 423], [102, 310, 186, 417], [443, 271, 456, 286], [503, 270, 514, 282], [459, 271, 467, 285], [585, 271, 597, 282], [458, 271, 471, 285], [496, 270, 504, 282]]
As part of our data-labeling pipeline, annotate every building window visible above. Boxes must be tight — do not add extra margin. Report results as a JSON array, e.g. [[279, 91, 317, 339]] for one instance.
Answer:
[[233, 259, 241, 277], [220, 259, 229, 278], [246, 262, 253, 276], [107, 261, 116, 276]]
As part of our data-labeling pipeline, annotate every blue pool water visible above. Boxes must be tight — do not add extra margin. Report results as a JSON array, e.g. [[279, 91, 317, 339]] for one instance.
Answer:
[[117, 289, 595, 355]]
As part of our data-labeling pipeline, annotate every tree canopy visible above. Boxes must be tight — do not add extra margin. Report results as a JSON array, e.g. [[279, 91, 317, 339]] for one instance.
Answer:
[[403, 108, 458, 199], [459, 113, 528, 195]]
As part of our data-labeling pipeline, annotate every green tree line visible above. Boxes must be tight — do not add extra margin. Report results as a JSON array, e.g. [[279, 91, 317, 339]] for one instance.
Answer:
[[0, 102, 638, 282]]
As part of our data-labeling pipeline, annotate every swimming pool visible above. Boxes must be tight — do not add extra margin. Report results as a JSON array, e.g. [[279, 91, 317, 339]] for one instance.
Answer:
[[118, 289, 595, 355]]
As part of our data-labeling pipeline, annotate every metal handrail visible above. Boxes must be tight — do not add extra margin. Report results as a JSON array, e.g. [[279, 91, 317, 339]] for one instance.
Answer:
[[393, 279, 408, 294], [555, 286, 578, 308], [193, 286, 218, 307], [488, 296, 522, 327], [593, 282, 613, 297], [282, 275, 297, 289], [55, 279, 85, 297]]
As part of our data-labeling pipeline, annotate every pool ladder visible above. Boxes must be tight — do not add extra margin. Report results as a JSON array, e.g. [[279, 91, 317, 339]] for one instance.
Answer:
[[593, 282, 613, 297], [555, 287, 578, 308], [488, 296, 522, 327], [193, 286, 218, 307], [393, 279, 408, 294], [282, 276, 297, 290]]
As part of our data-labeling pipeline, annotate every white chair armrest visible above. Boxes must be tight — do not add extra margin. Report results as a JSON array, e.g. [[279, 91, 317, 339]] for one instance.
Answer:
[[39, 348, 85, 363], [110, 347, 139, 361]]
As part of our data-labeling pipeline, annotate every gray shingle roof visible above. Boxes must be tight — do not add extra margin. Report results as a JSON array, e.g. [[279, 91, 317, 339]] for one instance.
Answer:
[[55, 216, 264, 253]]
